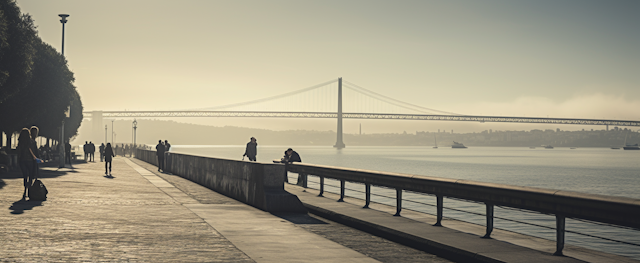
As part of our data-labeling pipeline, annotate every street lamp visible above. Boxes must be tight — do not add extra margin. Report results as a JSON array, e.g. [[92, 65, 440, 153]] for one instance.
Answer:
[[105, 125, 107, 143], [132, 119, 138, 146], [132, 119, 138, 156], [58, 14, 69, 168]]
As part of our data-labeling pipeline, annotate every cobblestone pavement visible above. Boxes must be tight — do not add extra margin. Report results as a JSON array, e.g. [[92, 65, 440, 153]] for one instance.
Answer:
[[1, 158, 456, 263], [132, 159, 453, 263], [0, 159, 253, 263]]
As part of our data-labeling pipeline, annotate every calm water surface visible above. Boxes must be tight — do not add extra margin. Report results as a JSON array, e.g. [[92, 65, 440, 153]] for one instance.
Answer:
[[172, 145, 640, 259]]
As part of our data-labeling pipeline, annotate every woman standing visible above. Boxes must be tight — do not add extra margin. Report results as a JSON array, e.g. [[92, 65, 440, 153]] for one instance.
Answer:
[[17, 128, 37, 200], [104, 143, 115, 176]]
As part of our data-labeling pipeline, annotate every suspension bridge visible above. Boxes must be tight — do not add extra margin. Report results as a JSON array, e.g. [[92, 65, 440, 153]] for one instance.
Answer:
[[85, 78, 640, 148]]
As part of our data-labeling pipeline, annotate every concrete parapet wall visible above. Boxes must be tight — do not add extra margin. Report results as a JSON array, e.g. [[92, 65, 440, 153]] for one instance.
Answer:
[[136, 149, 306, 213]]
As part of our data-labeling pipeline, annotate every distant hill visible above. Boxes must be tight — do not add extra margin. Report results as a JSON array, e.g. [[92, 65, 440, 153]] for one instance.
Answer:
[[72, 119, 639, 148]]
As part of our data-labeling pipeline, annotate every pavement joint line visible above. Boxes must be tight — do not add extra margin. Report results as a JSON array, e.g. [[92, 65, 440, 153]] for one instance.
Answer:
[[127, 158, 382, 263]]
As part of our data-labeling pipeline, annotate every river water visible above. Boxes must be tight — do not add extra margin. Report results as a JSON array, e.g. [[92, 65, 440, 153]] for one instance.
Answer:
[[171, 145, 640, 260]]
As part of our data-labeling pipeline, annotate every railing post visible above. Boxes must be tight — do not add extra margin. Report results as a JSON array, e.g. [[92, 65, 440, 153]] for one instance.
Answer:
[[394, 188, 402, 216], [363, 183, 371, 208], [284, 164, 289, 183], [434, 195, 443, 226], [318, 176, 324, 197], [554, 215, 566, 256], [338, 179, 345, 202], [302, 173, 308, 188], [483, 203, 494, 238]]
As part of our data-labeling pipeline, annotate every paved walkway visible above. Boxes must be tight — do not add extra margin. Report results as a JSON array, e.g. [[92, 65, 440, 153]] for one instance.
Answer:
[[0, 158, 448, 262]]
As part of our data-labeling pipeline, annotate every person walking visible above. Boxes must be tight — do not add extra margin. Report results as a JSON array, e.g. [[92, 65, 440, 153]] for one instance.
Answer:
[[65, 141, 72, 165], [243, 137, 257, 161], [89, 141, 95, 162], [17, 128, 38, 200], [99, 143, 105, 162], [104, 143, 115, 176], [83, 141, 89, 161], [156, 140, 165, 172]]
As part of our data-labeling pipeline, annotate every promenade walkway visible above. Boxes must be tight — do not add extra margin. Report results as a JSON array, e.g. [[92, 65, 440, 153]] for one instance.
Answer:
[[0, 158, 449, 263]]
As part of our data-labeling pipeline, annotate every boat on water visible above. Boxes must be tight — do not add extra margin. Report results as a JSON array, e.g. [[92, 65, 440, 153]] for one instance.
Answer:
[[433, 134, 438, 149], [611, 147, 621, 150], [452, 141, 467, 149], [621, 131, 639, 150], [543, 145, 554, 149]]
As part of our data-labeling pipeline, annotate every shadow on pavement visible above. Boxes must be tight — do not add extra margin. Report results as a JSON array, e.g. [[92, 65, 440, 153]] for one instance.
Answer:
[[0, 179, 5, 190], [9, 199, 44, 214], [273, 213, 329, 225], [0, 160, 80, 180], [104, 175, 115, 179]]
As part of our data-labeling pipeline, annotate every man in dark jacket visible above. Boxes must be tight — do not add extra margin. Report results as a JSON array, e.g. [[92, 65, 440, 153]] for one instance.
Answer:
[[284, 148, 301, 163], [156, 140, 165, 172], [99, 143, 105, 162], [243, 137, 257, 161], [282, 148, 304, 186]]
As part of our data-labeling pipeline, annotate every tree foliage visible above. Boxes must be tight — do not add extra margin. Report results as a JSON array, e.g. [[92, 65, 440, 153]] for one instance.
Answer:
[[0, 0, 36, 103], [0, 1, 83, 144]]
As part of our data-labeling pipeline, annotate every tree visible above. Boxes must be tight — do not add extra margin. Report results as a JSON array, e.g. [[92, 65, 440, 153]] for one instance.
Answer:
[[0, 2, 82, 148], [0, 0, 37, 103], [0, 39, 83, 146]]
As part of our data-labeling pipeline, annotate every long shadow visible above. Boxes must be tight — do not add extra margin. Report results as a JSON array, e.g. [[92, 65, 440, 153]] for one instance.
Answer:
[[9, 199, 44, 214], [0, 160, 80, 180], [273, 213, 329, 225], [0, 179, 5, 190]]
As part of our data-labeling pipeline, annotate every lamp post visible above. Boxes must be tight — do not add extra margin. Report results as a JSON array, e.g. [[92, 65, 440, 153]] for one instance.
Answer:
[[132, 119, 137, 146], [132, 119, 137, 156], [58, 14, 69, 168], [104, 125, 107, 143], [111, 120, 114, 143]]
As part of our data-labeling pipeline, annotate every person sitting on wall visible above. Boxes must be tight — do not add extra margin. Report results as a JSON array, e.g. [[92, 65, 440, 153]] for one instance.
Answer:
[[281, 148, 304, 186]]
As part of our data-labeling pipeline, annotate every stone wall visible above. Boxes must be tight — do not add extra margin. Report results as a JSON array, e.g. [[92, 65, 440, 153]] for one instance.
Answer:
[[136, 149, 306, 213]]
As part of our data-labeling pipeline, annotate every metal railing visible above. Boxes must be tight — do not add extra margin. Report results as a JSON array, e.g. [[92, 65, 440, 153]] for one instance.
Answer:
[[283, 162, 640, 256]]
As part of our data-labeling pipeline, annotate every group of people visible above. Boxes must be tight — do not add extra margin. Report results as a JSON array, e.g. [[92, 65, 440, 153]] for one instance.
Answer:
[[241, 137, 301, 164], [16, 126, 42, 200], [82, 141, 97, 162], [241, 137, 303, 184], [155, 140, 170, 172]]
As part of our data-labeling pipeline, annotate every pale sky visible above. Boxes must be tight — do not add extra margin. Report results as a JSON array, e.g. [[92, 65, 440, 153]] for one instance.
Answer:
[[16, 0, 640, 134]]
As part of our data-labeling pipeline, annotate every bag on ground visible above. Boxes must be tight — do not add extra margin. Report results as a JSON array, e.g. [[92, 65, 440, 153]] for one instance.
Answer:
[[28, 179, 48, 201]]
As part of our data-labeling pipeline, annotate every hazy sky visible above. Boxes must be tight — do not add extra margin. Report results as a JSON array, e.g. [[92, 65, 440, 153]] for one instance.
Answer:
[[16, 0, 640, 134]]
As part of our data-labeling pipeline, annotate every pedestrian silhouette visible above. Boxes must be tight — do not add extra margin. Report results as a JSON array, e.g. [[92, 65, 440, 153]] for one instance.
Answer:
[[243, 137, 257, 161]]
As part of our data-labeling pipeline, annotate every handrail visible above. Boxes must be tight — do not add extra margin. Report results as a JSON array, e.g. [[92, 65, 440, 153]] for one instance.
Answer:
[[282, 161, 640, 256]]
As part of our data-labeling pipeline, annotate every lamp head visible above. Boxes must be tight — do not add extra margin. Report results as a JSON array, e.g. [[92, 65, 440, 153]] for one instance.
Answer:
[[59, 14, 69, 23]]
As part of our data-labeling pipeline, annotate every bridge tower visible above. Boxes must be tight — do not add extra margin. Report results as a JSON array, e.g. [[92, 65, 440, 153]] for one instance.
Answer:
[[92, 111, 103, 143], [334, 78, 346, 149]]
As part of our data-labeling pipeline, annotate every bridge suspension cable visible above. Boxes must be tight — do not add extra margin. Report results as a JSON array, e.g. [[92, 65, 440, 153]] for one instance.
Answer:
[[343, 81, 460, 115], [194, 79, 338, 111]]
